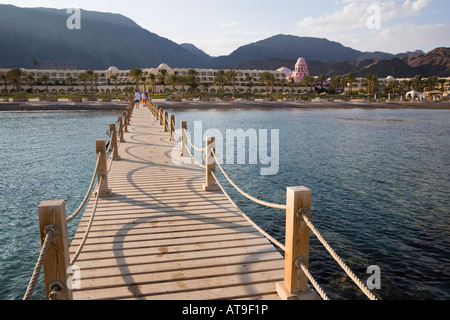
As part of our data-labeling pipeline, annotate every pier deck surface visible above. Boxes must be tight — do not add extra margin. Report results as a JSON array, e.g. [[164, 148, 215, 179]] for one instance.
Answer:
[[69, 105, 284, 300]]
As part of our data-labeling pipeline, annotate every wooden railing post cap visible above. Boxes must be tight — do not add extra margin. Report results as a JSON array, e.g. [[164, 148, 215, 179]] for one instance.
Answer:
[[287, 186, 310, 193], [38, 199, 66, 208]]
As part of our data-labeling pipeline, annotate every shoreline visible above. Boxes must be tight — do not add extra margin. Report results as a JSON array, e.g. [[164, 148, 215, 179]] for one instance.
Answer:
[[1, 99, 450, 111], [0, 100, 128, 111], [155, 99, 450, 110]]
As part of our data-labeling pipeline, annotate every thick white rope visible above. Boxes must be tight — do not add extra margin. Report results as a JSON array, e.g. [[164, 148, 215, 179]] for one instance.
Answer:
[[184, 144, 206, 168], [212, 151, 287, 210], [66, 152, 101, 223], [183, 128, 206, 151], [211, 171, 285, 251], [23, 227, 55, 300], [301, 212, 379, 300], [296, 259, 330, 300], [70, 176, 103, 265]]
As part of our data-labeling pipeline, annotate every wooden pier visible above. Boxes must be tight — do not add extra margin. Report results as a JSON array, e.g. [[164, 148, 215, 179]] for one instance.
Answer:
[[25, 101, 378, 301], [68, 105, 285, 300]]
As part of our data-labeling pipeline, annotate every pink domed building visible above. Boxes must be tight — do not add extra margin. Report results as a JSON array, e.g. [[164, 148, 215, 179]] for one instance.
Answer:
[[291, 57, 309, 82]]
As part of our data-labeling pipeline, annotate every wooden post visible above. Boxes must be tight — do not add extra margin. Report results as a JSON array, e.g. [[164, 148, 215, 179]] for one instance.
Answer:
[[164, 111, 169, 132], [126, 107, 131, 126], [110, 123, 120, 160], [203, 137, 220, 192], [170, 115, 175, 141], [276, 186, 319, 300], [95, 139, 112, 198], [123, 111, 128, 132], [38, 200, 73, 300], [118, 116, 124, 142], [180, 121, 187, 157], [159, 108, 163, 125]]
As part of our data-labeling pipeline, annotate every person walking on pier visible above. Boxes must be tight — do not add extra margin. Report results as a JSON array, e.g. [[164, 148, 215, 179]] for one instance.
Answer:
[[135, 91, 141, 108]]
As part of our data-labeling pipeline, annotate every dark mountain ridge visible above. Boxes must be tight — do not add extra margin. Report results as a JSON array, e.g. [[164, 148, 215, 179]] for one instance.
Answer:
[[0, 5, 448, 77]]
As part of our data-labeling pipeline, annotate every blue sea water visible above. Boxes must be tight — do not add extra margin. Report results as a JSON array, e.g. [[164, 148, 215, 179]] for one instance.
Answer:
[[0, 107, 449, 300], [166, 107, 450, 300], [0, 110, 123, 300]]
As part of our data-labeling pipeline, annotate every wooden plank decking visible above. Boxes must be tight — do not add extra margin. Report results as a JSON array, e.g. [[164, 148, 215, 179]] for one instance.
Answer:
[[69, 105, 284, 300]]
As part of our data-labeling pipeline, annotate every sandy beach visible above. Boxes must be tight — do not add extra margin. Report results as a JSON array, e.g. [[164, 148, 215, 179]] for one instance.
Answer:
[[0, 100, 128, 111], [1, 98, 449, 111], [153, 99, 450, 110]]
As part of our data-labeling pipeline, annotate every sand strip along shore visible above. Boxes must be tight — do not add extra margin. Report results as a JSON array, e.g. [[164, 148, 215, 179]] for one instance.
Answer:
[[0, 100, 128, 111], [155, 99, 450, 110], [1, 99, 449, 111]]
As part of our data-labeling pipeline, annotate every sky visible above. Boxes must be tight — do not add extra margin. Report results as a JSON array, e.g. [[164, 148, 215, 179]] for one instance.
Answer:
[[1, 0, 449, 56]]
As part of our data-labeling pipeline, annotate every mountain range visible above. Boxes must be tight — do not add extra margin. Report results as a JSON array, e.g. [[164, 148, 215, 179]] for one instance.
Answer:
[[0, 4, 449, 78]]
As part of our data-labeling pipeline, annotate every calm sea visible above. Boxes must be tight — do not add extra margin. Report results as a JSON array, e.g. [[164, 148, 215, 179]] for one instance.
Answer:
[[0, 107, 449, 300], [0, 110, 123, 300]]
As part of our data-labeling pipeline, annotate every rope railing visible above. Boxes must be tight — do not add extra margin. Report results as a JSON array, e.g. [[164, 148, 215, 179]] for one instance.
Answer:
[[179, 130, 378, 300], [24, 103, 131, 300], [183, 128, 206, 152], [24, 103, 378, 301], [301, 211, 378, 301], [23, 226, 56, 300], [66, 152, 101, 223], [70, 176, 103, 265], [212, 150, 287, 210], [211, 171, 285, 251]]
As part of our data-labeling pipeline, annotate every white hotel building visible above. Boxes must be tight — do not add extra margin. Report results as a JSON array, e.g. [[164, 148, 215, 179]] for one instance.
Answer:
[[0, 63, 297, 95]]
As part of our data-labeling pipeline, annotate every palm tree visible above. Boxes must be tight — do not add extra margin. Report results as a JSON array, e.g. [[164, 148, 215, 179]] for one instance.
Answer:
[[78, 72, 89, 94], [0, 74, 8, 95], [110, 74, 118, 93], [166, 74, 179, 93], [26, 74, 34, 94], [365, 73, 379, 96], [438, 78, 447, 92], [214, 69, 226, 96], [6, 68, 27, 93], [260, 72, 275, 96], [130, 67, 143, 92], [33, 58, 39, 82], [157, 69, 168, 93], [148, 73, 156, 93], [186, 69, 198, 95], [84, 69, 95, 93], [280, 78, 287, 94], [288, 76, 296, 94], [39, 75, 50, 93], [426, 76, 439, 91], [93, 73, 99, 93], [317, 74, 327, 92], [330, 76, 342, 93], [302, 75, 315, 94], [344, 73, 356, 95], [66, 76, 75, 93], [245, 74, 254, 94], [411, 74, 423, 92], [226, 69, 237, 99]]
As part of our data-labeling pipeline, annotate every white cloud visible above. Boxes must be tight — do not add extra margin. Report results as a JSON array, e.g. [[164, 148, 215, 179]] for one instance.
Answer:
[[294, 0, 441, 53], [220, 21, 237, 28]]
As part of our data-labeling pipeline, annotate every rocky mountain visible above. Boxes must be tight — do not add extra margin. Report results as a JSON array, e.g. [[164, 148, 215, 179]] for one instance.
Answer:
[[308, 47, 450, 78], [0, 5, 448, 77], [208, 34, 366, 68], [0, 4, 206, 69], [180, 43, 212, 62]]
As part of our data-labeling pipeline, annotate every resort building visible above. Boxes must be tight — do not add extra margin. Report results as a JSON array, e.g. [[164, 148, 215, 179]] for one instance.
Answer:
[[1, 58, 449, 97]]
